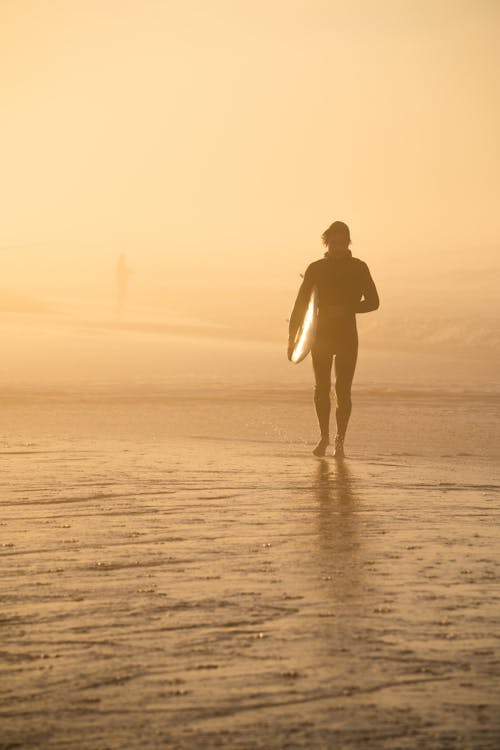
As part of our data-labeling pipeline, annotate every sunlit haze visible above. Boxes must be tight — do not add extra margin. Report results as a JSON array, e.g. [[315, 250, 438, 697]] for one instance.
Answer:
[[1, 0, 499, 386]]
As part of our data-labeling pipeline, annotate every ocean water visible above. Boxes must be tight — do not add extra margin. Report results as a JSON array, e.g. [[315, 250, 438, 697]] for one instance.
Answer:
[[1, 309, 499, 394]]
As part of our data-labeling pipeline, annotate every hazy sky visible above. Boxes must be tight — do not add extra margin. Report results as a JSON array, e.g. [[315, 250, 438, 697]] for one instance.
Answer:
[[1, 0, 499, 300]]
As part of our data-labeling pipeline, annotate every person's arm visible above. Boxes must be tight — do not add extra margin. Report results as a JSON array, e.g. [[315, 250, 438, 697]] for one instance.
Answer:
[[354, 262, 379, 313], [288, 265, 314, 355]]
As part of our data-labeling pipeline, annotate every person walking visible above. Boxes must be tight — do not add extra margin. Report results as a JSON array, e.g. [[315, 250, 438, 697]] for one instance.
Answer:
[[288, 221, 379, 457]]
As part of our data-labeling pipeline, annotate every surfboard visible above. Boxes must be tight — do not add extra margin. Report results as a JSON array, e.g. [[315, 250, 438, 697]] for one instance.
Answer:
[[289, 285, 319, 364]]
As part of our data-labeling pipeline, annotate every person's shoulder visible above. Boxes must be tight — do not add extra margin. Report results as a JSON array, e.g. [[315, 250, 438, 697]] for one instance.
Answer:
[[351, 256, 370, 272], [306, 257, 328, 273]]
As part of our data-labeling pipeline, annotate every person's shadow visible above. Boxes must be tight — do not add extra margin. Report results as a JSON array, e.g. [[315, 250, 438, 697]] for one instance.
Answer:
[[314, 458, 362, 602]]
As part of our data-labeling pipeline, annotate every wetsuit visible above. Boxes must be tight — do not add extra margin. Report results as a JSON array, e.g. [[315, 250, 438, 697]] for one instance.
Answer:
[[289, 252, 379, 439]]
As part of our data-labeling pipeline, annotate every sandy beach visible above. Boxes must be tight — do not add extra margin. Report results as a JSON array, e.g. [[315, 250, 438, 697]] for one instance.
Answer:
[[1, 386, 499, 749]]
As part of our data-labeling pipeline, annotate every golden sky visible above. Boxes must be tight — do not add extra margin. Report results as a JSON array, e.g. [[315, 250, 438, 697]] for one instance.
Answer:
[[1, 0, 499, 300]]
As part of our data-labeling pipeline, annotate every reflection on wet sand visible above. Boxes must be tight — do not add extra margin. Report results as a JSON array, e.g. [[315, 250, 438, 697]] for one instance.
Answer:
[[314, 458, 362, 601]]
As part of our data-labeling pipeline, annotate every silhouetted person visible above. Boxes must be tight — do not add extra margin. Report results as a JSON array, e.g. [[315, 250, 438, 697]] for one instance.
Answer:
[[288, 221, 379, 457], [116, 253, 131, 313]]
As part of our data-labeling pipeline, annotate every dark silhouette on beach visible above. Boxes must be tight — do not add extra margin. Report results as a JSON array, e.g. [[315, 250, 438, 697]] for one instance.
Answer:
[[289, 221, 379, 457]]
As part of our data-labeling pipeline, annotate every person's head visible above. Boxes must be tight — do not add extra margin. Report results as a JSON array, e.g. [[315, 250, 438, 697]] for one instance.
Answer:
[[321, 221, 351, 253]]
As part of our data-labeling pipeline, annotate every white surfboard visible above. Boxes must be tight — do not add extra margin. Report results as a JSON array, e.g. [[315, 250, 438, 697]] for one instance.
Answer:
[[289, 285, 319, 364]]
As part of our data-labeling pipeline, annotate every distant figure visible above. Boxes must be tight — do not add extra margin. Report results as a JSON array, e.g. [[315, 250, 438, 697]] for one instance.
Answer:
[[116, 253, 131, 313], [288, 221, 379, 457]]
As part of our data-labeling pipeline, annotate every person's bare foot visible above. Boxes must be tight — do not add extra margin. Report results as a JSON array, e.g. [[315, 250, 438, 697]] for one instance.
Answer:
[[333, 435, 345, 458], [313, 437, 330, 457]]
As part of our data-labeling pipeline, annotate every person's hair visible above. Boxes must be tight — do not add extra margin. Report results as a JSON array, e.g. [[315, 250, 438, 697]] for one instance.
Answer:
[[321, 220, 351, 248]]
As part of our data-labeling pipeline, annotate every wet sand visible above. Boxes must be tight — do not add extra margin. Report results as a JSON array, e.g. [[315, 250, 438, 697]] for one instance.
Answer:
[[1, 388, 500, 749]]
